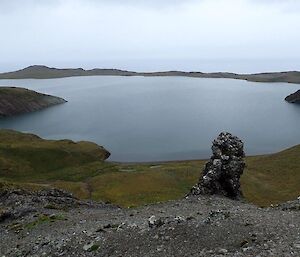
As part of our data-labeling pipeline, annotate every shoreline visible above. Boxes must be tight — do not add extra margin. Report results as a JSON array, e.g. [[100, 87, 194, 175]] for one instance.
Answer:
[[102, 144, 300, 165]]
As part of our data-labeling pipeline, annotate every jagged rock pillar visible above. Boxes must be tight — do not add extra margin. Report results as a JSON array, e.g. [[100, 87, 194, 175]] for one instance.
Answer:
[[190, 132, 245, 199]]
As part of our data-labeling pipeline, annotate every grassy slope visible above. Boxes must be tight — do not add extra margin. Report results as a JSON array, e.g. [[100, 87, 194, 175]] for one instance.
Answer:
[[242, 146, 300, 206], [0, 130, 299, 207], [0, 130, 111, 185], [0, 87, 66, 117]]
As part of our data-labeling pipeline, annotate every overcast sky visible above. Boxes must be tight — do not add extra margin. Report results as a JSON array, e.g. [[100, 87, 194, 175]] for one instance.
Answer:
[[1, 0, 300, 72]]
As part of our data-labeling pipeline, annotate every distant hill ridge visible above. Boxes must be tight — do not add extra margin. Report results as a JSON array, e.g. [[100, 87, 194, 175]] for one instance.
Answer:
[[1, 65, 300, 84]]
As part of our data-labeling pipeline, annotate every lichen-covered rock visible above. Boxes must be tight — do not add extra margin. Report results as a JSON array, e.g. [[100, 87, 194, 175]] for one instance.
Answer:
[[190, 132, 245, 199]]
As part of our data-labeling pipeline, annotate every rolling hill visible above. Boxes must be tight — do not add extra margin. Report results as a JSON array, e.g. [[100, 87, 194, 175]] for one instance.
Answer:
[[0, 65, 300, 84], [0, 87, 66, 117]]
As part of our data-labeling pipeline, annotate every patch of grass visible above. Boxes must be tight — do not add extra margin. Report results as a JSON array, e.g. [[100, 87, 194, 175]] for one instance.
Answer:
[[25, 214, 65, 229], [89, 162, 202, 207], [91, 172, 173, 207], [44, 204, 60, 210], [242, 145, 300, 206], [0, 180, 46, 192], [89, 244, 100, 252], [7, 222, 23, 233]]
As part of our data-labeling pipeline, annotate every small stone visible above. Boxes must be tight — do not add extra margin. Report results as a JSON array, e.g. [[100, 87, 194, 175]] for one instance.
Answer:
[[148, 215, 164, 228], [186, 216, 195, 221], [250, 233, 257, 242], [174, 216, 185, 223], [49, 214, 56, 219], [103, 224, 112, 229], [148, 215, 156, 227], [293, 243, 300, 249], [240, 239, 249, 248], [83, 242, 100, 252], [218, 248, 228, 254], [242, 247, 253, 252], [117, 223, 125, 231], [156, 245, 164, 252], [96, 228, 105, 233]]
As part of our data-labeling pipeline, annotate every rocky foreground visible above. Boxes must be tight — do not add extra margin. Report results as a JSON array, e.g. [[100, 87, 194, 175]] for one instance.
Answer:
[[0, 87, 66, 117], [0, 188, 299, 257], [0, 132, 299, 257]]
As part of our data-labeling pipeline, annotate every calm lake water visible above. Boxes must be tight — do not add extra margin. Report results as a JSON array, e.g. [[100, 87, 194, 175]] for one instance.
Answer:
[[0, 76, 299, 162]]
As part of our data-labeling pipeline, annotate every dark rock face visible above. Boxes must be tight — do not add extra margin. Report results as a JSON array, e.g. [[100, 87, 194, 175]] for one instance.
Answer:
[[285, 89, 300, 103], [190, 132, 245, 199]]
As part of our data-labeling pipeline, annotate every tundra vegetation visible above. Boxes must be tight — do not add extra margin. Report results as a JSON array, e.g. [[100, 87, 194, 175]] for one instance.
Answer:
[[0, 129, 299, 207]]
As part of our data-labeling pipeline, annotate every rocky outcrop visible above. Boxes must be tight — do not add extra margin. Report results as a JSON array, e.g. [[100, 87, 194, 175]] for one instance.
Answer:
[[190, 132, 245, 199], [0, 188, 117, 222], [0, 87, 67, 117], [285, 89, 300, 103]]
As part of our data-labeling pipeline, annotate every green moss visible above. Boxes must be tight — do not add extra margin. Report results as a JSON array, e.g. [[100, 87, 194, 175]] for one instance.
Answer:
[[25, 214, 65, 229], [90, 244, 100, 252]]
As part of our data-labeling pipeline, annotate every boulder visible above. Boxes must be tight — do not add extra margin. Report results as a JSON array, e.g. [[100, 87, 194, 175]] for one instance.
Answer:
[[190, 132, 245, 199]]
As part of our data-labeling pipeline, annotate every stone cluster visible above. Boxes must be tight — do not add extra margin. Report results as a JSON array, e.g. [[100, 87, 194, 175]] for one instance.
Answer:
[[190, 132, 245, 199]]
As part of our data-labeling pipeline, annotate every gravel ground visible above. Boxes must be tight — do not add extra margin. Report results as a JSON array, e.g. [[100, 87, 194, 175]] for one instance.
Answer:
[[0, 189, 299, 257]]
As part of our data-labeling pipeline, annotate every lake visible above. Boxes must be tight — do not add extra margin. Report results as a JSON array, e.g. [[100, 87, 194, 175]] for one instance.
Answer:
[[0, 76, 299, 162]]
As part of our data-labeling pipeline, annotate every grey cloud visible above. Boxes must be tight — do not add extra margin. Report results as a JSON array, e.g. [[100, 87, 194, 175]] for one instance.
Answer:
[[0, 0, 299, 72], [1, 0, 300, 12]]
